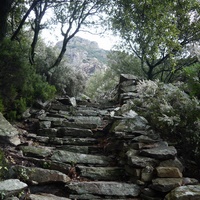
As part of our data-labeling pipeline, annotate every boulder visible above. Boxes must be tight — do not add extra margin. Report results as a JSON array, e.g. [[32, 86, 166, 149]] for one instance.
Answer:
[[0, 179, 27, 198], [159, 158, 184, 173], [156, 167, 182, 178], [140, 145, 177, 160], [56, 96, 76, 107], [0, 113, 20, 145], [151, 178, 183, 192], [119, 74, 139, 84], [110, 117, 149, 133], [165, 185, 200, 200], [127, 155, 158, 168]]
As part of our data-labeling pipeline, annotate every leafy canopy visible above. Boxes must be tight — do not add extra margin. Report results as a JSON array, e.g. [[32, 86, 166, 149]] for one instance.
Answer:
[[109, 0, 200, 81]]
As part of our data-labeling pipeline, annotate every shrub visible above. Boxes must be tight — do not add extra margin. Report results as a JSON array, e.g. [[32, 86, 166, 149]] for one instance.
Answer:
[[0, 38, 56, 120], [132, 79, 200, 162]]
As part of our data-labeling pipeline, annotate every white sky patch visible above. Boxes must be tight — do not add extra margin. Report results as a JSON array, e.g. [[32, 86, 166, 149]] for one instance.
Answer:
[[41, 27, 118, 50], [39, 7, 119, 50]]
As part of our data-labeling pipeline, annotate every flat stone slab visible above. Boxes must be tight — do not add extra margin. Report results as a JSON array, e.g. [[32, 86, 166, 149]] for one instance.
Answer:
[[165, 185, 200, 200], [51, 150, 112, 166], [0, 179, 27, 197], [156, 167, 182, 178], [57, 127, 94, 138], [52, 120, 98, 129], [29, 194, 71, 200], [66, 181, 140, 197], [0, 113, 20, 145], [151, 178, 183, 192], [127, 155, 158, 168], [20, 146, 53, 158], [159, 158, 184, 172], [37, 127, 95, 138], [110, 117, 149, 133], [12, 165, 71, 184], [140, 146, 177, 160], [49, 137, 98, 146], [78, 166, 124, 181], [57, 145, 89, 154]]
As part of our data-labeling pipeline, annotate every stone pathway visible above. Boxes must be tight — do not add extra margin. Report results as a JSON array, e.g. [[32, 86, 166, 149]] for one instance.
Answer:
[[0, 74, 200, 200]]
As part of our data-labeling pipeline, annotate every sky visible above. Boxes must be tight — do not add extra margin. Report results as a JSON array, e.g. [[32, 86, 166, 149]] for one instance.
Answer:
[[40, 7, 119, 51], [42, 27, 118, 50]]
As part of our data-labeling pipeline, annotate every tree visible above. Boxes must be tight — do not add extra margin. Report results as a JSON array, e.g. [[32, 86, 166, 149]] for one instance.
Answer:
[[109, 0, 200, 82], [107, 51, 145, 77], [0, 38, 56, 119], [0, 0, 15, 41], [6, 0, 108, 69], [51, 0, 107, 68]]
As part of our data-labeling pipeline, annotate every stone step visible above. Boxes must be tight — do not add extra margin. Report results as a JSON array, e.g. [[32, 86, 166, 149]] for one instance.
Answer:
[[29, 194, 71, 200], [52, 120, 99, 129], [57, 145, 105, 155], [51, 150, 112, 166], [37, 127, 94, 138], [19, 145, 53, 158], [49, 137, 98, 146], [66, 181, 140, 199], [77, 166, 126, 181], [11, 165, 71, 184], [25, 133, 99, 146]]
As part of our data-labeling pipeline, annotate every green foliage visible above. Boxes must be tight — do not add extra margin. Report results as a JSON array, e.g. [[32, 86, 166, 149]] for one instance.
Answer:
[[85, 69, 118, 100], [109, 0, 200, 80], [50, 64, 86, 97], [184, 63, 200, 98], [132, 79, 200, 162], [107, 51, 146, 78], [0, 38, 56, 120]]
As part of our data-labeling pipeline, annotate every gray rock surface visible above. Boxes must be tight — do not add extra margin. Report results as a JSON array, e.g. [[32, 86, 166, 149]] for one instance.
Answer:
[[0, 113, 20, 145], [29, 194, 71, 200], [0, 179, 27, 198], [151, 178, 183, 192], [165, 185, 200, 200], [140, 146, 177, 160], [12, 165, 70, 184], [78, 166, 124, 180], [66, 181, 140, 196], [51, 150, 111, 166]]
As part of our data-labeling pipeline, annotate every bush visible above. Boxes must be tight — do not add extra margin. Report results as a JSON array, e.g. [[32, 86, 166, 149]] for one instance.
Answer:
[[132, 79, 200, 162], [0, 38, 56, 120]]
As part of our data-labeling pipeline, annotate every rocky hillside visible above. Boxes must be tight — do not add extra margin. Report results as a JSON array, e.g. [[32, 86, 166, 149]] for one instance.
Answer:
[[56, 37, 108, 76]]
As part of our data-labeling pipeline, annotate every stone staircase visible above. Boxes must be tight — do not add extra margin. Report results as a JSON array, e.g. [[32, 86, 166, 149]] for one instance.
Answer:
[[0, 74, 200, 200]]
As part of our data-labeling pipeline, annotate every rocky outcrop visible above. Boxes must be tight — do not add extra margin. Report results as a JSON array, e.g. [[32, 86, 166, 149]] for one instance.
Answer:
[[56, 36, 108, 76], [0, 113, 20, 146], [0, 74, 199, 199]]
